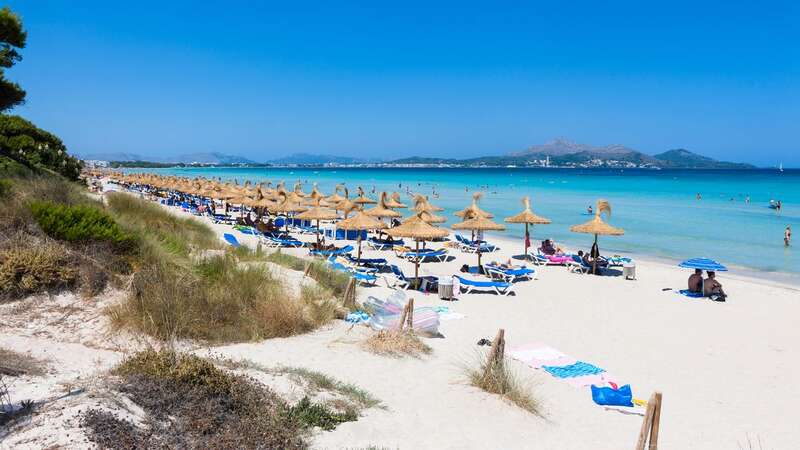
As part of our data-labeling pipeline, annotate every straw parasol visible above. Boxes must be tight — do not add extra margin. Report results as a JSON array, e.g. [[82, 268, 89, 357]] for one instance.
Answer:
[[295, 200, 338, 245], [271, 192, 308, 232], [412, 195, 447, 224], [365, 192, 402, 219], [386, 212, 449, 284], [504, 196, 551, 258], [353, 186, 377, 205], [455, 192, 494, 218], [336, 208, 387, 259], [326, 184, 346, 204], [385, 192, 407, 209], [570, 199, 624, 274], [452, 211, 505, 267], [335, 188, 358, 217], [293, 182, 308, 197]]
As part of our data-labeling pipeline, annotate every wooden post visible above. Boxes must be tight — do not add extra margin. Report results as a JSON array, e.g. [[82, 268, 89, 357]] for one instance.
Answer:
[[486, 328, 506, 368], [397, 301, 410, 331], [635, 391, 662, 450], [303, 261, 312, 278], [342, 278, 356, 308], [406, 298, 415, 331]]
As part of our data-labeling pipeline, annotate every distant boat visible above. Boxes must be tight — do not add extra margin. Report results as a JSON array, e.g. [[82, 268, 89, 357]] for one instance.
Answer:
[[779, 162, 783, 172]]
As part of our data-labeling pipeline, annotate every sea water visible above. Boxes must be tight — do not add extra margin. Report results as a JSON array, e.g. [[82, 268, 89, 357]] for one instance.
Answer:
[[122, 167, 800, 280]]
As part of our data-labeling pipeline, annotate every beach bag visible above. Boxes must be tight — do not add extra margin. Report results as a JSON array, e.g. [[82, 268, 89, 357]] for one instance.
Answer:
[[591, 384, 633, 407]]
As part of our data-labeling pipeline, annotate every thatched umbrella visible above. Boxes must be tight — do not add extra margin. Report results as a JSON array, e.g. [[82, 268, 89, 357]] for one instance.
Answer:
[[412, 195, 447, 224], [385, 192, 407, 209], [295, 201, 338, 245], [353, 186, 377, 205], [365, 192, 403, 238], [336, 188, 358, 218], [326, 184, 346, 204], [272, 192, 308, 232], [455, 192, 494, 218], [504, 196, 551, 258], [303, 183, 328, 206], [452, 212, 505, 267], [570, 200, 624, 274], [293, 182, 308, 197], [336, 209, 387, 259], [386, 212, 449, 284]]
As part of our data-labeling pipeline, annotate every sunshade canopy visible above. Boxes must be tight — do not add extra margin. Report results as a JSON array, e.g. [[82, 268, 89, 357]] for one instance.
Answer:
[[678, 258, 728, 272]]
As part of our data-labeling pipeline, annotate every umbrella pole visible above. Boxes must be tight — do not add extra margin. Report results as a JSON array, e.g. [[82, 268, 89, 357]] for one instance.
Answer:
[[524, 223, 529, 259], [357, 233, 362, 260], [592, 234, 598, 275], [414, 240, 420, 290]]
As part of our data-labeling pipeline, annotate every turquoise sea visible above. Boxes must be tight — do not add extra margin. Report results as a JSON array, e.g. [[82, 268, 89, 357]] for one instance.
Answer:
[[122, 167, 800, 281]]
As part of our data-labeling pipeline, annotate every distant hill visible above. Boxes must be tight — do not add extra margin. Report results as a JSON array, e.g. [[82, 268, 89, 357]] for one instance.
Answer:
[[267, 153, 383, 165], [79, 151, 257, 165], [653, 149, 755, 169]]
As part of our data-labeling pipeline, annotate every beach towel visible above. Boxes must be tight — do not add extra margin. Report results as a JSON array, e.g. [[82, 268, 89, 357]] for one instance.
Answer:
[[542, 361, 605, 378], [677, 289, 704, 298]]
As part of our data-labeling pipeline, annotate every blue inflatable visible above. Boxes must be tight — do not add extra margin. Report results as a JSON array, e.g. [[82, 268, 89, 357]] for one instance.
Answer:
[[591, 384, 633, 407]]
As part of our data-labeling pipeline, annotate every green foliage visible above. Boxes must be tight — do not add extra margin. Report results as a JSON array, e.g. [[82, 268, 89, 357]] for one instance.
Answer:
[[266, 250, 351, 300], [114, 350, 234, 395], [284, 396, 357, 431], [0, 240, 77, 299], [0, 177, 11, 197], [29, 201, 136, 251], [0, 6, 26, 111], [0, 115, 82, 180], [106, 192, 218, 256]]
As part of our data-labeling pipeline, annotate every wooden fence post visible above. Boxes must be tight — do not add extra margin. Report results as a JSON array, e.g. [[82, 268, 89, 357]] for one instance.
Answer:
[[486, 328, 506, 368], [405, 298, 415, 331], [635, 391, 662, 450], [397, 301, 410, 331]]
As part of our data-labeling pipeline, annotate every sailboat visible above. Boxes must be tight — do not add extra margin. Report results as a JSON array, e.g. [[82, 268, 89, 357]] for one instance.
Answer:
[[779, 162, 783, 172]]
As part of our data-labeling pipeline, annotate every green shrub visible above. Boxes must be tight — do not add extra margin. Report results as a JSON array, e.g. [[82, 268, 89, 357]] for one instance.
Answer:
[[114, 350, 234, 395], [0, 241, 77, 299], [0, 178, 12, 197], [29, 201, 136, 251], [285, 396, 357, 431], [85, 350, 307, 449]]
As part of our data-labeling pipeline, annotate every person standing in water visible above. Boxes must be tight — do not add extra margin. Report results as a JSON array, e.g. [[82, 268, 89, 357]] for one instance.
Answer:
[[786, 226, 792, 247]]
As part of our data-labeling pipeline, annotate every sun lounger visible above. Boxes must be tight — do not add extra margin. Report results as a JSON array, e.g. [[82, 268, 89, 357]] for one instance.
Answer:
[[565, 255, 592, 273], [367, 237, 405, 251], [223, 233, 241, 248], [309, 245, 354, 257], [402, 248, 448, 262], [345, 254, 388, 269], [350, 270, 378, 286], [454, 275, 514, 296], [263, 236, 304, 248], [455, 235, 497, 253], [485, 265, 536, 283]]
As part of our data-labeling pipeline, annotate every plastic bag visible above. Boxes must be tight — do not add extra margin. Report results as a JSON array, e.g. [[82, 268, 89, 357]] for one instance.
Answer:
[[591, 384, 634, 407]]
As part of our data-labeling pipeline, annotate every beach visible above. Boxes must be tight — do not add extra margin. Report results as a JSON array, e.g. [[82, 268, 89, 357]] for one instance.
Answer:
[[4, 179, 797, 449]]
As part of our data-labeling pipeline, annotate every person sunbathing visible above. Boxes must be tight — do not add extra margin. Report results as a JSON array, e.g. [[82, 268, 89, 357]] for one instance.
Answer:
[[703, 271, 727, 301], [541, 239, 557, 255], [687, 269, 703, 293]]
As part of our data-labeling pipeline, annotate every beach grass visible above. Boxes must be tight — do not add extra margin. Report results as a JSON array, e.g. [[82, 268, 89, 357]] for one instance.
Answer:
[[81, 349, 308, 449], [362, 330, 432, 358], [265, 249, 352, 300], [214, 358, 382, 411], [0, 347, 48, 377], [465, 354, 542, 415]]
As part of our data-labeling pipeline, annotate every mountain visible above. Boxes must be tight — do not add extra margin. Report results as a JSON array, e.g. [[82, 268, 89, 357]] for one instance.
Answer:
[[78, 152, 148, 161], [164, 152, 256, 165], [511, 138, 640, 157], [653, 149, 755, 169], [268, 153, 383, 165], [78, 152, 257, 165]]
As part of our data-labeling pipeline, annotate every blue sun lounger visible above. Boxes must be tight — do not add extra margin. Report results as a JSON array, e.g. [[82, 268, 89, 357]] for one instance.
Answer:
[[485, 265, 536, 283], [367, 237, 405, 250], [346, 254, 388, 269], [309, 245, 354, 257], [455, 235, 497, 253], [402, 248, 448, 262], [455, 275, 514, 296], [264, 236, 304, 248], [223, 233, 241, 248]]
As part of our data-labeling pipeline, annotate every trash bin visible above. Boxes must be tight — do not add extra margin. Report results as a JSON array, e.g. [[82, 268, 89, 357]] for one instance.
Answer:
[[438, 277, 454, 300], [623, 263, 636, 280]]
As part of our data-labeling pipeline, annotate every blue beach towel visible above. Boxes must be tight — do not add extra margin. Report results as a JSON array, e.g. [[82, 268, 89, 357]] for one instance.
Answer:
[[542, 361, 605, 378], [678, 289, 704, 298]]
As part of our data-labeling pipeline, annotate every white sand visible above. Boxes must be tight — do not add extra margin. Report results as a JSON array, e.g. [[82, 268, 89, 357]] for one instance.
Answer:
[[3, 187, 798, 449]]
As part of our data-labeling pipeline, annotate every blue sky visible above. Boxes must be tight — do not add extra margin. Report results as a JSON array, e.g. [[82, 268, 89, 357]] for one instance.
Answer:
[[6, 1, 799, 165]]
